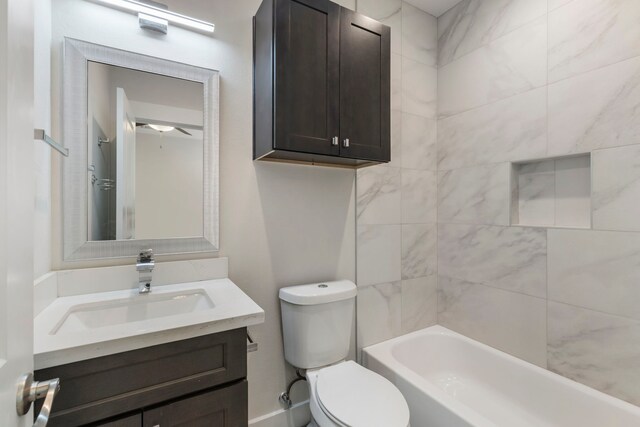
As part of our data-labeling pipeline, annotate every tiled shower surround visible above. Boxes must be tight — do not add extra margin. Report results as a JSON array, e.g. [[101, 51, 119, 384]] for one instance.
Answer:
[[356, 0, 438, 347], [356, 0, 640, 407]]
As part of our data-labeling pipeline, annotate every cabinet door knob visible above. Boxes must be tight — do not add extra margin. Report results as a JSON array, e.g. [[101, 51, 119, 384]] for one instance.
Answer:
[[331, 136, 339, 146], [343, 138, 350, 148]]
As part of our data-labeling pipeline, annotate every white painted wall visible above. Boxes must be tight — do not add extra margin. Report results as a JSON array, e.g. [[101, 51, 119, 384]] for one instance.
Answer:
[[33, 0, 52, 278], [36, 0, 356, 421]]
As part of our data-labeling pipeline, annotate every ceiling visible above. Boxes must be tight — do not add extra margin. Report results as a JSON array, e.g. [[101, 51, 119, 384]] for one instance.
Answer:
[[404, 0, 464, 17]]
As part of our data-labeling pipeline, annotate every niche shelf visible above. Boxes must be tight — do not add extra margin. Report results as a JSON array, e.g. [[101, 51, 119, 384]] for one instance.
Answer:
[[511, 154, 591, 229]]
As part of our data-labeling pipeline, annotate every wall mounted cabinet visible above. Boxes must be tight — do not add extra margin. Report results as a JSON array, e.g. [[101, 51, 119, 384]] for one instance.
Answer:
[[254, 0, 390, 168]]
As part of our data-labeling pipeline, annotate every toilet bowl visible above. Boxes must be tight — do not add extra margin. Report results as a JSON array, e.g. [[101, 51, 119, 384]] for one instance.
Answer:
[[279, 280, 410, 427], [306, 361, 410, 427]]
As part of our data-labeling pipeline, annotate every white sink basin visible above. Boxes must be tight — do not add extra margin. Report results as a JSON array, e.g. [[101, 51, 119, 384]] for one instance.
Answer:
[[35, 278, 265, 370], [51, 289, 215, 334]]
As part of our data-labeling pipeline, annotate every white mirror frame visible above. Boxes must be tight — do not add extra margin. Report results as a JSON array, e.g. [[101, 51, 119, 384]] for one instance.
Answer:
[[63, 38, 219, 261]]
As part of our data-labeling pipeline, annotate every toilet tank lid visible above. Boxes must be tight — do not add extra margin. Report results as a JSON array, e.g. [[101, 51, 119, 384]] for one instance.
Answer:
[[279, 280, 357, 305]]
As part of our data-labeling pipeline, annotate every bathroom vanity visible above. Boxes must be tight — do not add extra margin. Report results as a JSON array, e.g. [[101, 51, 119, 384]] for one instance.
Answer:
[[35, 329, 247, 426], [28, 31, 262, 426], [33, 277, 264, 427]]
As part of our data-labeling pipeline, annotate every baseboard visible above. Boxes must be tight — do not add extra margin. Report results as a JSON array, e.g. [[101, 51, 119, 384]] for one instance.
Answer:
[[249, 400, 311, 427]]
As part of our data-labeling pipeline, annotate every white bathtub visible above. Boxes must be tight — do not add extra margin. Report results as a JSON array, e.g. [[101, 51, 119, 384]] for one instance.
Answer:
[[363, 325, 640, 427]]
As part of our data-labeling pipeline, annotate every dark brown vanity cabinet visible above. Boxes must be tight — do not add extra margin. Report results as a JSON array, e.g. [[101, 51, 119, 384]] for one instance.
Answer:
[[253, 0, 391, 167], [34, 328, 248, 427]]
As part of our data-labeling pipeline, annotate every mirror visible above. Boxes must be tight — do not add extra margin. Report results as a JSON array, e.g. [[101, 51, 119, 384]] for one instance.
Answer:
[[63, 39, 219, 260], [87, 62, 204, 241]]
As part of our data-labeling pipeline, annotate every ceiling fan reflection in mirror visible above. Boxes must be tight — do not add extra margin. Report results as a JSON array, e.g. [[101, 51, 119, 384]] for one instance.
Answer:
[[136, 122, 193, 136]]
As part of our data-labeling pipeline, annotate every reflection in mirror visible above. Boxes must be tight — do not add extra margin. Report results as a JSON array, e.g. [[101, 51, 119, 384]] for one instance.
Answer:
[[87, 62, 204, 241]]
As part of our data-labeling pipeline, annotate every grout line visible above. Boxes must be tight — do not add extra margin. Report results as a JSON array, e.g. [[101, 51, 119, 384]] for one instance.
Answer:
[[439, 273, 548, 302], [548, 299, 640, 324], [438, 86, 546, 122], [439, 218, 640, 234], [549, 49, 640, 87]]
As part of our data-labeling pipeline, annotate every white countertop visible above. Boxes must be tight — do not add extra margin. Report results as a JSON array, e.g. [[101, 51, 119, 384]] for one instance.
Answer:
[[35, 278, 265, 369]]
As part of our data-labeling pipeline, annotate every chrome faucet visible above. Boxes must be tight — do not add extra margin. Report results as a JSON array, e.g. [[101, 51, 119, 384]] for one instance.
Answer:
[[137, 249, 154, 294]]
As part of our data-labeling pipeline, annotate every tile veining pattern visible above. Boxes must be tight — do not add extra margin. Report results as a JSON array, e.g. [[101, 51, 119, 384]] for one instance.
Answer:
[[356, 0, 438, 349], [436, 0, 640, 406]]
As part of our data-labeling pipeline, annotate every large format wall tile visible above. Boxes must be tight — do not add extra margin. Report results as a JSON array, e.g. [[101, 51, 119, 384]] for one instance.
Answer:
[[391, 53, 402, 112], [438, 17, 547, 118], [357, 225, 401, 286], [548, 229, 640, 320], [438, 0, 547, 67], [438, 87, 547, 170], [592, 145, 640, 231], [548, 0, 573, 12], [402, 57, 437, 119], [438, 163, 510, 225], [402, 1, 437, 67], [438, 276, 547, 367], [438, 223, 547, 297], [401, 223, 437, 279], [401, 112, 437, 171], [356, 166, 401, 225], [389, 110, 402, 168], [401, 169, 437, 223], [402, 276, 437, 334], [357, 282, 402, 348], [357, 0, 402, 54], [548, 301, 640, 406], [548, 56, 640, 156], [548, 0, 640, 83]]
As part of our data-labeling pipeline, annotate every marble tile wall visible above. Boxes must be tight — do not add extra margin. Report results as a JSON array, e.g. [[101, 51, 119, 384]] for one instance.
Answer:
[[356, 0, 438, 351], [436, 0, 640, 406]]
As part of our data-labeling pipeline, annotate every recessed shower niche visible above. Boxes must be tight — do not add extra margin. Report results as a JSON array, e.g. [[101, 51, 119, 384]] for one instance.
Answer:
[[511, 155, 591, 229]]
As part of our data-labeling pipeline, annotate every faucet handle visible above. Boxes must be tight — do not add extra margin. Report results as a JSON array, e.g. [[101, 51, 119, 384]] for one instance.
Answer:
[[137, 249, 155, 272], [138, 249, 154, 263]]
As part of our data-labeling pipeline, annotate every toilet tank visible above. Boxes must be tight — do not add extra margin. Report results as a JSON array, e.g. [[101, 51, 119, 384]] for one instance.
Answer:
[[279, 280, 357, 369]]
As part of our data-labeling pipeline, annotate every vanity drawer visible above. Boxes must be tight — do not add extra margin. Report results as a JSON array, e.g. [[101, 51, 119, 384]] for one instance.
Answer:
[[35, 328, 247, 427]]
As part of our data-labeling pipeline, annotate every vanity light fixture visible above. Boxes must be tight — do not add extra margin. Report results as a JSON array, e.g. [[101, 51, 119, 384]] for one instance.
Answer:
[[91, 0, 215, 34]]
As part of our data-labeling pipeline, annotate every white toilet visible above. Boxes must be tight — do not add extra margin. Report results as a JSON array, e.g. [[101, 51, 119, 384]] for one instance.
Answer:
[[279, 280, 410, 427]]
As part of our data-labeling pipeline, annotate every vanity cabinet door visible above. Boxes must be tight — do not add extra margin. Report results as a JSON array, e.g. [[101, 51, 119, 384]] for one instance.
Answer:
[[339, 8, 391, 162], [273, 0, 340, 156], [143, 381, 248, 427], [95, 413, 142, 427]]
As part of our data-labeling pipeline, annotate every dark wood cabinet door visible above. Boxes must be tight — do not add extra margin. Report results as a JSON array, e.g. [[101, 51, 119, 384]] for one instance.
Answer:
[[143, 381, 248, 427], [274, 0, 340, 156], [339, 8, 391, 162], [93, 413, 141, 427]]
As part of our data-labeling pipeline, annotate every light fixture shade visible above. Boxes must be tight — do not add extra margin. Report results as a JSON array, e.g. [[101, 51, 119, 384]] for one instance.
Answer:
[[92, 0, 215, 33]]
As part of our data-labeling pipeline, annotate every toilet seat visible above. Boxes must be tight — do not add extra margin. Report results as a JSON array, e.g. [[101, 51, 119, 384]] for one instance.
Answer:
[[314, 361, 410, 427]]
